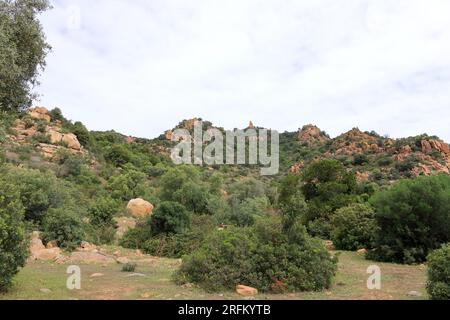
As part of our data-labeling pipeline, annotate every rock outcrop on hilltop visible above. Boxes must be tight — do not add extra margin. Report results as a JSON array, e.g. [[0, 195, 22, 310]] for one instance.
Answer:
[[7, 107, 85, 160], [297, 124, 330, 145], [288, 125, 450, 180]]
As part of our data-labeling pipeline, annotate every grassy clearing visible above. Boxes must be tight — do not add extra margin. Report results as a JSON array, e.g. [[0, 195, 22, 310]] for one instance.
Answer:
[[0, 251, 427, 300]]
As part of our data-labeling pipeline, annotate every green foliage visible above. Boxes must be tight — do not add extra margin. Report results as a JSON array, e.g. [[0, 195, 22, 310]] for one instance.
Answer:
[[150, 201, 190, 235], [88, 195, 118, 228], [105, 144, 133, 167], [41, 207, 85, 251], [301, 159, 359, 238], [369, 174, 450, 264], [426, 244, 450, 300], [107, 167, 154, 202], [175, 218, 337, 293], [278, 174, 307, 229], [142, 216, 216, 258], [48, 108, 65, 122], [0, 176, 28, 292], [0, 0, 51, 111], [1, 167, 61, 223], [119, 224, 152, 249], [331, 203, 378, 251], [121, 262, 137, 273]]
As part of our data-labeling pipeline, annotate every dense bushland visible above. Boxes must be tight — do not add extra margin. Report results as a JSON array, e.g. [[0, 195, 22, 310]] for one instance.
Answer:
[[426, 244, 450, 300], [369, 174, 450, 264], [174, 217, 338, 293]]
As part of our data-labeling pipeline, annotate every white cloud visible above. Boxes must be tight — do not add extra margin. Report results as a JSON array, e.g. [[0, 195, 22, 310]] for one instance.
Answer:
[[36, 0, 450, 140]]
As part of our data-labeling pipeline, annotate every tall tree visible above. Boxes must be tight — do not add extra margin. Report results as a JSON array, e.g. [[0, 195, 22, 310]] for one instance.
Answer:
[[0, 0, 51, 112]]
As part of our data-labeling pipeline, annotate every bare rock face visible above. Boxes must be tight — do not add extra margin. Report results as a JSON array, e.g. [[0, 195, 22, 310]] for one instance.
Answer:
[[126, 198, 154, 219], [422, 139, 450, 156], [298, 124, 329, 145], [62, 133, 81, 150], [114, 217, 137, 239], [46, 127, 81, 151], [165, 130, 174, 141], [28, 107, 51, 122], [355, 171, 370, 182], [29, 232, 62, 261], [289, 161, 305, 174], [332, 128, 383, 156], [236, 285, 258, 296]]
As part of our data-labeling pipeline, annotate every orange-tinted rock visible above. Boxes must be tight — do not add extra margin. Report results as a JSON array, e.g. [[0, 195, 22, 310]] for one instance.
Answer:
[[126, 198, 154, 219], [236, 285, 258, 296]]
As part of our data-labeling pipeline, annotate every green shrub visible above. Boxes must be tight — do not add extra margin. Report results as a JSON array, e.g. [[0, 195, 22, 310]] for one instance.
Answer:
[[175, 218, 337, 293], [121, 263, 137, 273], [301, 159, 359, 238], [0, 180, 28, 292], [88, 196, 118, 228], [142, 215, 215, 258], [49, 108, 66, 122], [369, 174, 450, 263], [42, 207, 86, 251], [150, 202, 190, 235], [1, 167, 62, 224], [426, 244, 450, 300], [331, 203, 378, 251], [119, 225, 152, 249]]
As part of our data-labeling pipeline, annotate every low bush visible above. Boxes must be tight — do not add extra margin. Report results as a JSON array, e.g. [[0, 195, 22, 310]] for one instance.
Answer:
[[369, 174, 450, 264], [150, 201, 190, 235], [41, 207, 86, 251], [331, 203, 378, 251], [122, 263, 137, 273], [0, 180, 28, 292], [426, 244, 450, 300], [175, 218, 337, 293]]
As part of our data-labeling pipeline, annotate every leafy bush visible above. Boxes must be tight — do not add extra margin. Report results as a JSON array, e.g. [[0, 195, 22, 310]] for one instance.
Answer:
[[122, 263, 137, 273], [175, 218, 337, 293], [150, 202, 190, 235], [369, 174, 450, 263], [119, 224, 152, 249], [88, 196, 119, 228], [0, 179, 28, 292], [1, 167, 62, 224], [301, 159, 359, 238], [426, 244, 450, 300], [42, 207, 86, 251], [331, 203, 378, 251], [142, 215, 215, 258]]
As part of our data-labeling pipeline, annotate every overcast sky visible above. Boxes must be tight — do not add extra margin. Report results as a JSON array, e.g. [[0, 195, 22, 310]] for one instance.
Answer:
[[36, 0, 450, 140]]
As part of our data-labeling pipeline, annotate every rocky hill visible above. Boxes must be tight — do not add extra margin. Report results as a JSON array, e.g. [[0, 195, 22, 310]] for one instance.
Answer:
[[1, 107, 450, 185]]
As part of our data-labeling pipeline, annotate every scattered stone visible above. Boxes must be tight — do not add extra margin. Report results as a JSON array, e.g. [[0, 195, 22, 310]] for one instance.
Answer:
[[29, 232, 62, 261], [40, 288, 52, 294], [116, 257, 130, 264], [325, 241, 336, 251], [407, 291, 422, 297], [357, 249, 368, 255], [125, 273, 146, 278], [126, 198, 154, 218], [68, 251, 115, 264], [236, 285, 258, 296], [181, 283, 195, 289], [46, 241, 58, 249], [79, 241, 97, 252], [90, 273, 104, 278]]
